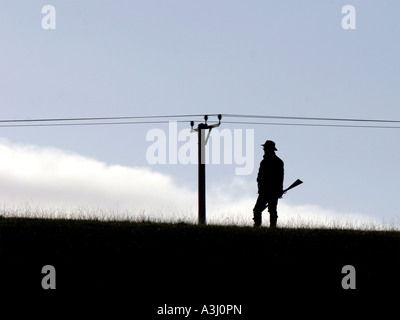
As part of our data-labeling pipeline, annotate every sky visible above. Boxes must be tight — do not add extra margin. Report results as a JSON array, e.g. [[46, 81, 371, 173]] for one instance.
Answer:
[[0, 1, 399, 228]]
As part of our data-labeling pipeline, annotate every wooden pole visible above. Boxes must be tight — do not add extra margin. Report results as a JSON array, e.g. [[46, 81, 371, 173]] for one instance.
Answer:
[[198, 123, 206, 225], [191, 115, 221, 225]]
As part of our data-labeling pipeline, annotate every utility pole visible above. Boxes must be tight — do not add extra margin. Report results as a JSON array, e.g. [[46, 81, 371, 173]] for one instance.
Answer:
[[190, 115, 222, 225]]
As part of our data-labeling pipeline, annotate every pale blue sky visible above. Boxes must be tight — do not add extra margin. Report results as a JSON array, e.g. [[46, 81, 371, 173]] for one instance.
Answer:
[[1, 1, 399, 225]]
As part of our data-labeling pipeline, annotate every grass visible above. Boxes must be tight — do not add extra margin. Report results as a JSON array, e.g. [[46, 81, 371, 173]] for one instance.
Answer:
[[1, 204, 399, 230], [1, 211, 399, 317]]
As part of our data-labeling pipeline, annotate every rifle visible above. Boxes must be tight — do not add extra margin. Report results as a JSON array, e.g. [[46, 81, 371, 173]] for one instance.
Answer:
[[282, 179, 303, 194], [261, 179, 303, 211]]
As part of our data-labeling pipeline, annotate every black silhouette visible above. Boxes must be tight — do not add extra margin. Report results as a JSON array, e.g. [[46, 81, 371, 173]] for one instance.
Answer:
[[253, 140, 284, 228]]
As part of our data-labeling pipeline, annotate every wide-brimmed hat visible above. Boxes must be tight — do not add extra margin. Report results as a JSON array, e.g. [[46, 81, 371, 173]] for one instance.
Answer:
[[261, 140, 277, 151]]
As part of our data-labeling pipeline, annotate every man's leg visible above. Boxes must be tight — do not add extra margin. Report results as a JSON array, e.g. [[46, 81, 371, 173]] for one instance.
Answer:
[[267, 198, 278, 228], [253, 194, 267, 227]]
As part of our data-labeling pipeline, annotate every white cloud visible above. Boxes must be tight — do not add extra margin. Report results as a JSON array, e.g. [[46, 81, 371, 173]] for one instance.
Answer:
[[0, 139, 397, 230], [0, 139, 196, 218]]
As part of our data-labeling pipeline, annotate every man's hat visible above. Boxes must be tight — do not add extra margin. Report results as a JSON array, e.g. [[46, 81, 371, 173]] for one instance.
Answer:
[[261, 140, 277, 151]]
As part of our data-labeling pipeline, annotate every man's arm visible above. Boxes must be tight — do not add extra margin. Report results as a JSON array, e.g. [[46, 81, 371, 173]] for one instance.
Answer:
[[256, 160, 264, 190], [277, 160, 284, 198]]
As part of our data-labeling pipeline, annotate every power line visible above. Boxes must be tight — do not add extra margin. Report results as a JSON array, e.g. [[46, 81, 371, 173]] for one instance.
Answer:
[[4, 119, 399, 129], [0, 114, 218, 124], [1, 113, 400, 124], [1, 113, 400, 129], [0, 120, 189, 128], [222, 113, 400, 124], [224, 121, 400, 129]]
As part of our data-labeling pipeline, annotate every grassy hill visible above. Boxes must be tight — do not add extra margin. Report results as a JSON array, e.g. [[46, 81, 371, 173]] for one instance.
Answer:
[[1, 216, 399, 317]]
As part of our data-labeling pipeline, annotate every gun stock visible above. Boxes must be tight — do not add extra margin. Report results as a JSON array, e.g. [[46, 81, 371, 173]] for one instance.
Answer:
[[283, 179, 303, 193]]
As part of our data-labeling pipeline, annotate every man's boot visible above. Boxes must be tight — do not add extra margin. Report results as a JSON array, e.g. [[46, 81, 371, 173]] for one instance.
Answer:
[[270, 215, 277, 228], [253, 212, 262, 228]]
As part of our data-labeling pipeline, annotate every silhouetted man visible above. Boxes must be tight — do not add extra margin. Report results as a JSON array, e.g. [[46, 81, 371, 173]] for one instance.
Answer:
[[253, 140, 284, 228]]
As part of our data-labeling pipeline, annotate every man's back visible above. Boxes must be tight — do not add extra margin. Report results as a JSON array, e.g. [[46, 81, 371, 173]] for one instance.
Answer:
[[257, 153, 284, 195]]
